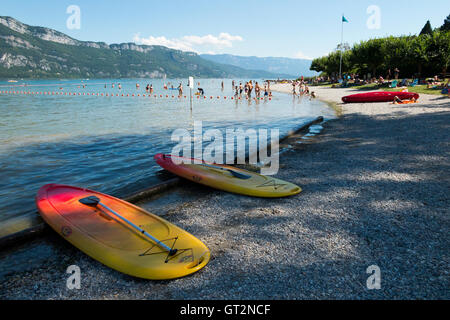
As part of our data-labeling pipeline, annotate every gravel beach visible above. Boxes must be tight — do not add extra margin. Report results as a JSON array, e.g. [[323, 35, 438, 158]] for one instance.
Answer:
[[1, 85, 448, 299]]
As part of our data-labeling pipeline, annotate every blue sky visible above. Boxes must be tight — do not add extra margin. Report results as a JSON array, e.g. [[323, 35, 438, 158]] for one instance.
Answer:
[[2, 0, 449, 59]]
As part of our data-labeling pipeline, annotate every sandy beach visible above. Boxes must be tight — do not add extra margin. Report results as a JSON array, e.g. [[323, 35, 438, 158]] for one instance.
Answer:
[[0, 85, 448, 299]]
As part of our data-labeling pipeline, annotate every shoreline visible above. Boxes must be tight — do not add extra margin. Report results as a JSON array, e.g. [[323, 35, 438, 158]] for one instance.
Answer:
[[269, 83, 344, 117], [0, 114, 325, 248], [1, 85, 448, 299]]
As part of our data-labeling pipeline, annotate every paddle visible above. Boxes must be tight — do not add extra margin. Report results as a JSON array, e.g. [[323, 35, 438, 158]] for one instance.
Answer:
[[79, 196, 177, 256], [198, 163, 252, 180]]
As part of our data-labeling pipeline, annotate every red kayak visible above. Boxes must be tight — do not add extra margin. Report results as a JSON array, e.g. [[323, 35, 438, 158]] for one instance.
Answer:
[[342, 91, 419, 103]]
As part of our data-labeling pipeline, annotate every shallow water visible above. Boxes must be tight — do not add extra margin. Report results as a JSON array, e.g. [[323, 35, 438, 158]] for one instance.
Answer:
[[0, 78, 335, 222]]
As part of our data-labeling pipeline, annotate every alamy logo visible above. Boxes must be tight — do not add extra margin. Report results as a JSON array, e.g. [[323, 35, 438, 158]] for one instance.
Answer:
[[171, 121, 280, 175], [366, 265, 381, 290], [66, 5, 81, 30], [66, 265, 81, 290], [367, 5, 381, 30]]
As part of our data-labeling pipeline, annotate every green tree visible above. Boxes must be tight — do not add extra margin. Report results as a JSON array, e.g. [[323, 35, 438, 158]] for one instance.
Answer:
[[429, 31, 450, 75], [310, 50, 353, 76], [411, 34, 432, 76], [420, 20, 433, 36], [440, 14, 450, 31], [310, 56, 327, 73], [351, 39, 385, 76]]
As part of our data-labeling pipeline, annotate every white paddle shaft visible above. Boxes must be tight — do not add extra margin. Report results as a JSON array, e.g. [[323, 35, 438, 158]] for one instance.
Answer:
[[97, 202, 173, 253]]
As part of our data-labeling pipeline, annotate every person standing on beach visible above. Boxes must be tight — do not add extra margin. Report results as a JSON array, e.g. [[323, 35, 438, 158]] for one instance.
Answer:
[[248, 80, 253, 98], [292, 81, 297, 95], [239, 82, 243, 96], [178, 82, 183, 96], [150, 84, 154, 94], [118, 83, 122, 90]]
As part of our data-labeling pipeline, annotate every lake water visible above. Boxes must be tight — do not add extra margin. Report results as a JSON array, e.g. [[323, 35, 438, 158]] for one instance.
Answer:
[[0, 78, 336, 222]]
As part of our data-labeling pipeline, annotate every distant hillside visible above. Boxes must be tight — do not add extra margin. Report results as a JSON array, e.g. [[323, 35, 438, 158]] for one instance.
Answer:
[[0, 16, 282, 79], [201, 54, 317, 77]]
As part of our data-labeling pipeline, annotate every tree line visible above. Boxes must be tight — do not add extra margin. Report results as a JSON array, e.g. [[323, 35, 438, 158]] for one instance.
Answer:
[[310, 15, 450, 79]]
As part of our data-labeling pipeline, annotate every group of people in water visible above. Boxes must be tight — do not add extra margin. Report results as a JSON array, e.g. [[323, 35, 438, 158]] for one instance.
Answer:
[[230, 80, 272, 99], [291, 79, 316, 98], [76, 80, 280, 100], [101, 80, 275, 99]]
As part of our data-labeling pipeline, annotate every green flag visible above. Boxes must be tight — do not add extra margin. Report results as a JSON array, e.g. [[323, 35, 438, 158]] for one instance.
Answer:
[[342, 16, 349, 23]]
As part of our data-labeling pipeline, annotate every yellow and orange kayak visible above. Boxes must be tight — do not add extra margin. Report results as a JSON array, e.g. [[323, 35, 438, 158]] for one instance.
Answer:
[[36, 184, 210, 280], [154, 154, 302, 198]]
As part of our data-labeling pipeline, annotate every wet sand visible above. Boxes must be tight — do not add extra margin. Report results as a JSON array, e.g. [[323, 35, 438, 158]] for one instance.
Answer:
[[1, 86, 449, 299]]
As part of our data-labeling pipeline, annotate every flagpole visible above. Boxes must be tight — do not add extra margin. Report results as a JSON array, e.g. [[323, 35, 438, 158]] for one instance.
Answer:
[[339, 14, 344, 79]]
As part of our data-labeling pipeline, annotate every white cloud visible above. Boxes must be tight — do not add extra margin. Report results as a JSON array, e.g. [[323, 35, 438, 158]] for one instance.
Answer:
[[294, 50, 313, 60], [133, 32, 243, 53]]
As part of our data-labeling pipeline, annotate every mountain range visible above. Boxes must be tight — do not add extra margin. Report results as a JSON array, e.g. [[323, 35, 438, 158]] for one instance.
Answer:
[[201, 54, 316, 77], [0, 16, 302, 79]]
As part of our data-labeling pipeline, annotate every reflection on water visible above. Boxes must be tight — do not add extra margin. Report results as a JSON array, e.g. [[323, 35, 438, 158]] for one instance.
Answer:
[[0, 79, 336, 222]]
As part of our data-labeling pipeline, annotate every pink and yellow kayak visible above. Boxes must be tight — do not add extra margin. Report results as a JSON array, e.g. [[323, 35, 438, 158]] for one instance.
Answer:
[[154, 153, 302, 198], [36, 184, 210, 280]]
